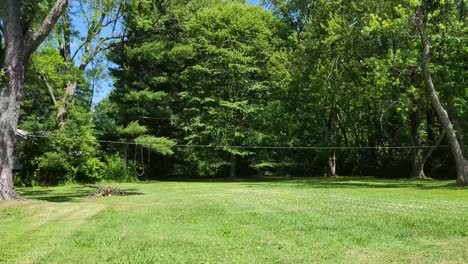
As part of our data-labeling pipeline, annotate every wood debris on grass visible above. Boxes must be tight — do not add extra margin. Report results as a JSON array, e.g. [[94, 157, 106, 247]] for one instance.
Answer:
[[83, 185, 143, 197]]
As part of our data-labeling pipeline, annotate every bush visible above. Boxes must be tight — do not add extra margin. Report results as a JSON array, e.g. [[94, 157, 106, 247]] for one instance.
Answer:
[[102, 153, 138, 182], [76, 157, 105, 183], [34, 152, 73, 185]]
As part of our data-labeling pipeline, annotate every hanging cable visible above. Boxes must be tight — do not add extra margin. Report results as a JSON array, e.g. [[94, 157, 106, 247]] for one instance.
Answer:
[[133, 143, 145, 177], [24, 134, 453, 150], [147, 146, 151, 164]]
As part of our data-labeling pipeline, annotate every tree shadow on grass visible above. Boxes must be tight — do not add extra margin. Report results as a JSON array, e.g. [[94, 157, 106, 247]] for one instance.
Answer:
[[150, 176, 305, 183], [239, 177, 466, 190], [17, 186, 144, 203], [301, 179, 463, 190], [17, 187, 90, 202], [138, 176, 465, 190]]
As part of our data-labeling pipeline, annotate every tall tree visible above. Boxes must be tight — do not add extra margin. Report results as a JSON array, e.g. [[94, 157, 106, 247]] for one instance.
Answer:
[[0, 0, 69, 200], [415, 5, 468, 184], [174, 3, 287, 177]]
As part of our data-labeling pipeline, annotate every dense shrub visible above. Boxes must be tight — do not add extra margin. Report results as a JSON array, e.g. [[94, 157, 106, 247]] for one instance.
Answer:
[[101, 153, 138, 182], [34, 152, 73, 185]]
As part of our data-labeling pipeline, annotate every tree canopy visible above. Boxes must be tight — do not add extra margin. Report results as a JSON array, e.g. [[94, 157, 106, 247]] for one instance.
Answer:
[[1, 0, 467, 193]]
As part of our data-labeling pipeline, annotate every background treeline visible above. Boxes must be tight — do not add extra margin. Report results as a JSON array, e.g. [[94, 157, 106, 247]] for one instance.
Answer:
[[10, 0, 467, 185]]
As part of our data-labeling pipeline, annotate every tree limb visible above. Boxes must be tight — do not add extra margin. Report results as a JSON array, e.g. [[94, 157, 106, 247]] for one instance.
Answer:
[[41, 75, 58, 107], [24, 0, 69, 57]]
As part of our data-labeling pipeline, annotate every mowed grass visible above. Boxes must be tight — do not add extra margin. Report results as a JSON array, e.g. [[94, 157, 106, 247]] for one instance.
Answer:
[[0, 178, 467, 263]]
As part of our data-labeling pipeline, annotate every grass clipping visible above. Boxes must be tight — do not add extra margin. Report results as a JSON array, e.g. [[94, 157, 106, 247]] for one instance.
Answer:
[[84, 185, 143, 197]]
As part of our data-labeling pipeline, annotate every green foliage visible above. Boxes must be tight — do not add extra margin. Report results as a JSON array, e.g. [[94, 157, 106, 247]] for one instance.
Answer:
[[105, 0, 466, 179], [34, 152, 73, 185], [93, 98, 120, 140], [25, 111, 104, 185], [118, 121, 148, 136], [13, 39, 105, 185], [260, 0, 468, 177], [78, 158, 106, 183], [13, 0, 467, 182], [134, 135, 176, 156], [101, 153, 138, 182], [172, 3, 288, 176]]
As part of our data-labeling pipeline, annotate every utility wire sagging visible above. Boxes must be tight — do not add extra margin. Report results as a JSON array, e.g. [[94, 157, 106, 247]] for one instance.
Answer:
[[24, 134, 450, 150]]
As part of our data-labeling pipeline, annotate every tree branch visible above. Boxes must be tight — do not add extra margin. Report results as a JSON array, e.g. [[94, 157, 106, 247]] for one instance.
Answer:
[[78, 1, 91, 27], [24, 0, 69, 56], [41, 75, 58, 107], [74, 1, 124, 70]]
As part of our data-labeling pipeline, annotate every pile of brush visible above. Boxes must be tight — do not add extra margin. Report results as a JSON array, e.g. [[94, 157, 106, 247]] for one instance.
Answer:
[[83, 185, 142, 197]]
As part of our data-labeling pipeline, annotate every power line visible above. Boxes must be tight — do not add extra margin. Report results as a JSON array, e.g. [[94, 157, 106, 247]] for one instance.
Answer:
[[24, 134, 450, 150], [137, 116, 172, 120]]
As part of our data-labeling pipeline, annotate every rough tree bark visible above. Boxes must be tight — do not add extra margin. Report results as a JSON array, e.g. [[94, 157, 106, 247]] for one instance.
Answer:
[[415, 6, 468, 185], [0, 0, 69, 200], [0, 1, 24, 199]]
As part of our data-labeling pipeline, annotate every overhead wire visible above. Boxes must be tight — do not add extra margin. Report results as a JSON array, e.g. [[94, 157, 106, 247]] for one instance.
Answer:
[[24, 134, 450, 150]]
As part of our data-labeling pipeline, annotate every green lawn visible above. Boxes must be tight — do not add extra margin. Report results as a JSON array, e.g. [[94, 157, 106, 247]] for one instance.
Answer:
[[1, 178, 467, 263]]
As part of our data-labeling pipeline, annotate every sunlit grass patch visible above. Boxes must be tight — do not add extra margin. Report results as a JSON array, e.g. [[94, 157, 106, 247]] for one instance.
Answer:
[[0, 178, 467, 263]]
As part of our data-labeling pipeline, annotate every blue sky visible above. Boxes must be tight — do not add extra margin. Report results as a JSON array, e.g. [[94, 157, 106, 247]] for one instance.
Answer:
[[89, 0, 262, 105]]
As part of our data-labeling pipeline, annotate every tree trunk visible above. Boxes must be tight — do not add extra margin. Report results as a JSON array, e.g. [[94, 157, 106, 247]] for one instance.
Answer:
[[0, 0, 26, 200], [409, 109, 427, 179], [56, 81, 77, 129], [1, 0, 69, 200], [42, 75, 73, 129], [0, 66, 24, 200], [55, 11, 76, 128], [410, 148, 426, 179], [328, 152, 337, 177], [229, 154, 237, 179], [452, 117, 466, 154], [415, 6, 468, 185], [426, 108, 436, 144]]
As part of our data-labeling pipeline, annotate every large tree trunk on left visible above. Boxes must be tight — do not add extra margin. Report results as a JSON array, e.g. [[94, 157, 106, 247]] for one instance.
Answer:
[[0, 63, 24, 200], [0, 0, 26, 200], [0, 0, 69, 200]]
